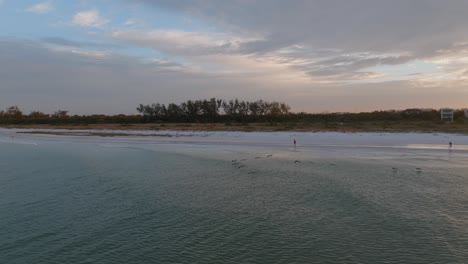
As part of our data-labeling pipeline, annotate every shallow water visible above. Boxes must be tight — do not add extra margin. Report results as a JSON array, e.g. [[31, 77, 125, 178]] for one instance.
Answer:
[[1, 133, 467, 263]]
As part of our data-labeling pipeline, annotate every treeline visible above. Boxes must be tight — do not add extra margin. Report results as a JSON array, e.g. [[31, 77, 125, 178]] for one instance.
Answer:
[[136, 98, 291, 122], [0, 99, 466, 125], [0, 106, 141, 124]]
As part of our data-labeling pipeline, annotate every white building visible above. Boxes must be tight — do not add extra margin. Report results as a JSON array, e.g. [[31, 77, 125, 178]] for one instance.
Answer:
[[440, 108, 454, 122]]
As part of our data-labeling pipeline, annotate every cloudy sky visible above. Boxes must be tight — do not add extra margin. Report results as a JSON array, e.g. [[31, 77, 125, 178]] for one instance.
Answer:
[[1, 0, 468, 114]]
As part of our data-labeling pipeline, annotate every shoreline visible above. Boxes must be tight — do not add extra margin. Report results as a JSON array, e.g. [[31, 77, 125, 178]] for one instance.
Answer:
[[2, 127, 468, 153]]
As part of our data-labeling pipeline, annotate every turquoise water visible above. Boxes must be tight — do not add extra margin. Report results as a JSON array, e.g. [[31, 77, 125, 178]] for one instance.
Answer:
[[1, 138, 467, 263]]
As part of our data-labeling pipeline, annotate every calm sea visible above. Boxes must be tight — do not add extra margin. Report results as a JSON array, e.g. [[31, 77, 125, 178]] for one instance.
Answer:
[[1, 137, 467, 263]]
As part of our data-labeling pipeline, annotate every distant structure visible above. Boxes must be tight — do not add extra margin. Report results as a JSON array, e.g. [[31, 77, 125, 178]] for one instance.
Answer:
[[402, 108, 434, 115], [420, 108, 434, 112], [403, 108, 423, 115], [440, 108, 454, 122]]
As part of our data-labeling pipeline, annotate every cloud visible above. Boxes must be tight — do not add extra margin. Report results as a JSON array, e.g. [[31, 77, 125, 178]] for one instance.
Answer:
[[111, 29, 255, 56], [110, 28, 412, 82], [123, 19, 137, 26], [129, 0, 468, 82], [0, 39, 238, 114], [110, 29, 317, 82], [295, 53, 414, 80], [25, 1, 53, 14], [72, 9, 109, 28], [134, 1, 468, 54], [41, 37, 120, 49]]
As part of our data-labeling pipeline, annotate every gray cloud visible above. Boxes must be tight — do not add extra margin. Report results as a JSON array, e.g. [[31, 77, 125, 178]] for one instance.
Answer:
[[120, 1, 468, 80], [41, 37, 120, 49], [134, 0, 468, 55], [299, 55, 414, 79], [0, 39, 217, 114], [1, 38, 317, 114]]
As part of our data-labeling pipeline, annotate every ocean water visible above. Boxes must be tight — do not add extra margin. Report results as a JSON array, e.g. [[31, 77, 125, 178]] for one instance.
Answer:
[[1, 133, 467, 264]]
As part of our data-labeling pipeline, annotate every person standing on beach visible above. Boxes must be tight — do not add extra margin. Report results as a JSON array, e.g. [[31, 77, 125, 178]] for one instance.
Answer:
[[449, 141, 453, 148], [294, 139, 296, 147]]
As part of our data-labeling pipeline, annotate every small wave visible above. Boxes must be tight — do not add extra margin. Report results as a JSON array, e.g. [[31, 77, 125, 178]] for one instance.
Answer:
[[406, 144, 468, 150], [99, 144, 124, 148], [0, 139, 38, 146]]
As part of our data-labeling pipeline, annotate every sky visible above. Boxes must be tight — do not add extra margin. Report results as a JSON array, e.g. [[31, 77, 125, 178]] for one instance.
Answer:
[[1, 0, 468, 114]]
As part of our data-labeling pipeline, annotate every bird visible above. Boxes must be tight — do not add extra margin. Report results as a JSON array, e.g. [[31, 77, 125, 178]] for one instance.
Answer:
[[294, 160, 301, 164], [247, 171, 256, 175]]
